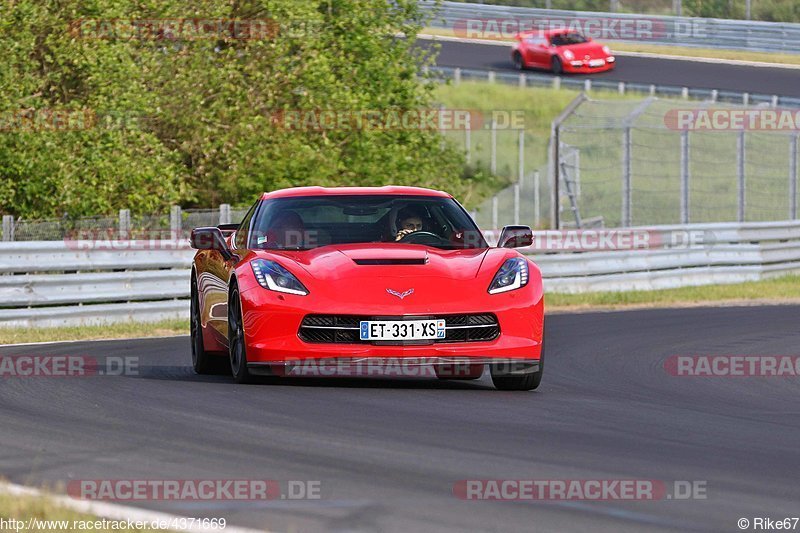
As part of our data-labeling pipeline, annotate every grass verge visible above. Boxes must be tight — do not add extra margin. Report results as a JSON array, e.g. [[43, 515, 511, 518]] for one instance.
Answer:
[[421, 28, 800, 66], [0, 319, 188, 345], [0, 489, 152, 532], [547, 274, 800, 311]]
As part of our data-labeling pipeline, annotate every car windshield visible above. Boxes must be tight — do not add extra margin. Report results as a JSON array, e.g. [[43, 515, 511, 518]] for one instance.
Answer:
[[550, 32, 588, 46], [246, 195, 487, 250]]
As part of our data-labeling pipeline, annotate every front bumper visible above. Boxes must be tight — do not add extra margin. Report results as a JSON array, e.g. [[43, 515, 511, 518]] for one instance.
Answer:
[[238, 287, 544, 364], [563, 56, 615, 73]]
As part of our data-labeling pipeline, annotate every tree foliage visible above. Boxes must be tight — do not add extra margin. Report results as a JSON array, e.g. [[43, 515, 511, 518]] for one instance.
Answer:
[[1, 0, 470, 218]]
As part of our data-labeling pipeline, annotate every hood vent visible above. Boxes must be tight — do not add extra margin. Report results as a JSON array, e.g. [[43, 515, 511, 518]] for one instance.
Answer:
[[353, 257, 428, 266]]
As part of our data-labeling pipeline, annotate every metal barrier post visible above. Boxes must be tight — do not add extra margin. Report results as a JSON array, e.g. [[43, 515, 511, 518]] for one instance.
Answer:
[[170, 205, 182, 239], [2, 215, 14, 242], [622, 127, 632, 227], [219, 204, 231, 225], [118, 209, 130, 239], [737, 130, 746, 222], [791, 133, 798, 220], [680, 130, 690, 224], [490, 119, 497, 174]]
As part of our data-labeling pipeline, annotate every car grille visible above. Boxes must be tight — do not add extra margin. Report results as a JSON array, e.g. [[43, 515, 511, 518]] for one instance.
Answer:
[[298, 314, 500, 344]]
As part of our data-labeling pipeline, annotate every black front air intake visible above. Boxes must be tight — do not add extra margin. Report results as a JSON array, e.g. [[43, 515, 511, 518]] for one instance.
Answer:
[[352, 258, 428, 265], [298, 314, 500, 345]]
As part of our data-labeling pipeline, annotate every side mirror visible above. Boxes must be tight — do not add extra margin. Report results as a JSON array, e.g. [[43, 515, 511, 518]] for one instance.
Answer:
[[497, 225, 533, 248], [190, 227, 233, 260]]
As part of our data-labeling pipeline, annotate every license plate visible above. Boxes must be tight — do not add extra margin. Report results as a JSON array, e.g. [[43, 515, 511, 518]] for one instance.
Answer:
[[589, 59, 605, 67], [360, 319, 446, 341]]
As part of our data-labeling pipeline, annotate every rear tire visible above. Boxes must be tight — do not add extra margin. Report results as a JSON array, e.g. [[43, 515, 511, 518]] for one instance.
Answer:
[[228, 284, 254, 384], [490, 343, 544, 391], [551, 56, 563, 75], [190, 277, 217, 375], [512, 51, 525, 70]]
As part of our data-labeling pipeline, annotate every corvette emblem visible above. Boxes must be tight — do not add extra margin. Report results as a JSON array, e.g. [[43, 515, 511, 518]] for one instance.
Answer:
[[386, 288, 414, 299]]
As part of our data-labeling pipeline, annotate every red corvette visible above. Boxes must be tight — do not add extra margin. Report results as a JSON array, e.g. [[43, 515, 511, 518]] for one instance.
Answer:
[[511, 29, 615, 74], [189, 186, 544, 391]]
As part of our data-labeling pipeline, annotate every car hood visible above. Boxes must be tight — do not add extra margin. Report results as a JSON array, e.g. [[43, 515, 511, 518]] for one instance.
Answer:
[[266, 244, 490, 281], [560, 41, 607, 58]]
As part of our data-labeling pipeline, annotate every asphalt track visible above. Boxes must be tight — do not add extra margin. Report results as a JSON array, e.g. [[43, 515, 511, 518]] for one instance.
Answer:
[[1, 305, 799, 532], [427, 40, 800, 98]]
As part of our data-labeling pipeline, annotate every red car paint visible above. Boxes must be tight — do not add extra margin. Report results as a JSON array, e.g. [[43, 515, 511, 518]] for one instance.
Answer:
[[511, 29, 615, 74], [190, 186, 545, 389]]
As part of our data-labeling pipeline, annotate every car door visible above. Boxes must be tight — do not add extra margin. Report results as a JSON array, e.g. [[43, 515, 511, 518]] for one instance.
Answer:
[[203, 201, 259, 344], [523, 36, 550, 68]]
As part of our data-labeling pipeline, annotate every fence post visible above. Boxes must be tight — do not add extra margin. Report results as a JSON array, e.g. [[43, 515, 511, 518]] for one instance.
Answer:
[[622, 127, 632, 227], [742, 92, 749, 106], [680, 130, 690, 224], [518, 130, 525, 185], [673, 0, 682, 16], [737, 130, 746, 222], [711, 89, 718, 103], [513, 183, 520, 225], [584, 79, 592, 92], [519, 73, 526, 88], [553, 77, 561, 90], [618, 82, 625, 95], [118, 209, 131, 239], [219, 204, 231, 225], [791, 133, 798, 220], [681, 87, 689, 99], [534, 171, 541, 228], [170, 205, 182, 239], [465, 113, 471, 165], [2, 215, 14, 242], [490, 119, 497, 174], [491, 196, 499, 229], [454, 68, 461, 85], [487, 71, 495, 84]]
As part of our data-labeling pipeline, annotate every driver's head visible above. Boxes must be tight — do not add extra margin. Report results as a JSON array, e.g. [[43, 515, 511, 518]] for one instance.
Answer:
[[268, 210, 304, 247], [396, 206, 424, 233]]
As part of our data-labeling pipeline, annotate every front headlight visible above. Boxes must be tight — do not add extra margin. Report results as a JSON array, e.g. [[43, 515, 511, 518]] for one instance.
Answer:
[[250, 259, 309, 296], [488, 258, 529, 294], [562, 49, 574, 60]]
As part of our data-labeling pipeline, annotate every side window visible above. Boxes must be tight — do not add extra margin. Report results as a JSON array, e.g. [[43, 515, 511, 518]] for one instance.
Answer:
[[233, 201, 259, 250]]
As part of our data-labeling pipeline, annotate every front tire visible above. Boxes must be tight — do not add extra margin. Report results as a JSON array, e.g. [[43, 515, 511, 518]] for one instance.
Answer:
[[490, 343, 544, 391], [551, 56, 563, 75], [228, 283, 254, 384], [190, 277, 216, 375]]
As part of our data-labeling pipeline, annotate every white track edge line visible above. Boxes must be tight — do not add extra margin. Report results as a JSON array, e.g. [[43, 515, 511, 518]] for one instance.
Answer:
[[0, 481, 268, 533]]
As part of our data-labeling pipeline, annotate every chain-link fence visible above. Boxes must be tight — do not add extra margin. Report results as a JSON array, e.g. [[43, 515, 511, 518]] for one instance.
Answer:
[[554, 97, 800, 228], [1, 206, 250, 242]]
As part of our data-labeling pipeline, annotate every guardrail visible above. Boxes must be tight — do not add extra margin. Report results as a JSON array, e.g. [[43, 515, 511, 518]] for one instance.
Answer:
[[422, 0, 800, 54], [2, 220, 799, 327]]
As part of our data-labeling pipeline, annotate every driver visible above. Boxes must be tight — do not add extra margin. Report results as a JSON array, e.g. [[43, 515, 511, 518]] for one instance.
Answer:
[[394, 206, 425, 241]]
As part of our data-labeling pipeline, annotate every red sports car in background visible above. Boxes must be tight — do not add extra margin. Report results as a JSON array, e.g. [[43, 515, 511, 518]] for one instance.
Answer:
[[512, 29, 615, 74], [189, 186, 545, 391]]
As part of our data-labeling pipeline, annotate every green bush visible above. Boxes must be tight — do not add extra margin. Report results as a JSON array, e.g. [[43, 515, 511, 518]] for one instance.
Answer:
[[0, 0, 478, 218]]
